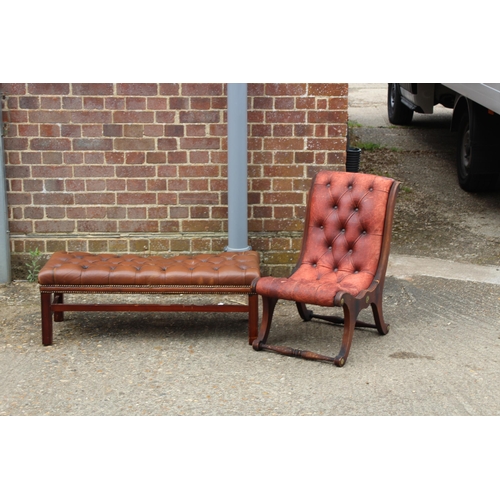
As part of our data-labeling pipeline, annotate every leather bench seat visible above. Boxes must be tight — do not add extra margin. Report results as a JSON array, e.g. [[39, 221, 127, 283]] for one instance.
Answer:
[[38, 251, 261, 346], [39, 251, 260, 286]]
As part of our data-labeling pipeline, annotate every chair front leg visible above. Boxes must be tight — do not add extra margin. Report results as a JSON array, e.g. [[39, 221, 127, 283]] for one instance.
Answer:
[[252, 296, 278, 351]]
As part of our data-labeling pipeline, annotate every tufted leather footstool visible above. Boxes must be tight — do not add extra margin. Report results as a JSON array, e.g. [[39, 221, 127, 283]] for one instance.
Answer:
[[38, 251, 260, 346]]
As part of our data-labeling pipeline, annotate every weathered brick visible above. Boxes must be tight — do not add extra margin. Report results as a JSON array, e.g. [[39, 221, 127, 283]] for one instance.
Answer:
[[159, 84, 180, 95], [30, 138, 70, 150], [19, 96, 39, 109], [180, 137, 220, 150], [73, 138, 113, 150], [265, 84, 306, 96], [113, 111, 154, 123], [84, 97, 104, 110], [72, 83, 114, 95], [182, 84, 223, 96], [28, 83, 70, 95], [114, 138, 155, 150], [117, 84, 158, 96], [180, 111, 220, 123]]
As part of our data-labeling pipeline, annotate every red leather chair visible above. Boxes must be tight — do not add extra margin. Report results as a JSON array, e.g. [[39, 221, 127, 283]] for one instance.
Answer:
[[253, 170, 400, 366]]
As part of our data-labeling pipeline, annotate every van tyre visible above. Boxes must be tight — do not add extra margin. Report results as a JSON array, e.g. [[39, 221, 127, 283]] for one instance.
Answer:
[[456, 111, 500, 192], [388, 83, 414, 125]]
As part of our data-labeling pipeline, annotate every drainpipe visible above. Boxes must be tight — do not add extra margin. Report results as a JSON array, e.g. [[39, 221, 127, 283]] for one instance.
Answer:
[[0, 99, 11, 283], [225, 83, 251, 252]]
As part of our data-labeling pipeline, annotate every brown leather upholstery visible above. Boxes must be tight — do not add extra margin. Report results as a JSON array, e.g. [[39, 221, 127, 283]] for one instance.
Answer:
[[39, 251, 260, 286], [253, 170, 400, 366], [256, 171, 393, 306]]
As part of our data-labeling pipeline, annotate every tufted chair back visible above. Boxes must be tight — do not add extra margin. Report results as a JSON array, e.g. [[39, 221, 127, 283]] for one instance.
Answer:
[[256, 171, 397, 307]]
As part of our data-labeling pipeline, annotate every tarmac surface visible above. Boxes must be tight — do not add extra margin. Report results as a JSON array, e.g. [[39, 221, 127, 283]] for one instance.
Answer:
[[1, 84, 500, 417]]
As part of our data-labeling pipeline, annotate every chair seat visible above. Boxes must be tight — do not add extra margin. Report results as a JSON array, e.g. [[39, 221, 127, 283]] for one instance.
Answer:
[[256, 269, 375, 307]]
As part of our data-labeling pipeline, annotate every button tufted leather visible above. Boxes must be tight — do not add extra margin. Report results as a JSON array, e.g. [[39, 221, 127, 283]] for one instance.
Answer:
[[39, 251, 260, 286], [256, 171, 394, 306]]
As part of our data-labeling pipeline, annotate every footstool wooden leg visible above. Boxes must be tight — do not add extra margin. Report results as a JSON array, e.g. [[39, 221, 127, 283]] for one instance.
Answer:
[[248, 293, 258, 345], [54, 292, 64, 322], [41, 292, 54, 346]]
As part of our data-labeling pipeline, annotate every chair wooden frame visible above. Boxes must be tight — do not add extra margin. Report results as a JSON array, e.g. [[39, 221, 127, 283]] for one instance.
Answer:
[[253, 174, 400, 366]]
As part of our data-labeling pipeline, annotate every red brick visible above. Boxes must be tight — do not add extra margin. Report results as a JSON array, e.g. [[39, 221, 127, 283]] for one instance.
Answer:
[[18, 124, 38, 136], [164, 125, 184, 137], [146, 152, 166, 163], [126, 152, 145, 164], [186, 125, 206, 136], [157, 193, 178, 205], [147, 97, 167, 110], [275, 97, 295, 109], [42, 152, 63, 164], [126, 97, 146, 110], [191, 98, 211, 110], [10, 221, 33, 233], [296, 97, 316, 109], [105, 98, 125, 110], [178, 192, 219, 205], [72, 83, 114, 95], [116, 192, 156, 205], [25, 206, 44, 219], [157, 138, 178, 150], [29, 111, 71, 123], [73, 138, 113, 150], [182, 84, 223, 96], [306, 138, 345, 150], [263, 138, 304, 150], [106, 179, 126, 191], [114, 138, 155, 150], [75, 193, 115, 205], [190, 151, 209, 163], [155, 111, 176, 123], [78, 220, 118, 232], [23, 179, 44, 192], [253, 97, 273, 109], [0, 83, 26, 94], [170, 206, 188, 218], [180, 111, 220, 123], [107, 207, 127, 219], [273, 124, 293, 137], [28, 83, 70, 95], [103, 124, 123, 137], [82, 124, 103, 137], [86, 179, 106, 191], [32, 165, 73, 178], [180, 137, 220, 150], [127, 207, 147, 218], [144, 125, 163, 137], [159, 84, 180, 95], [33, 193, 74, 205], [62, 97, 83, 109], [61, 125, 81, 137], [266, 111, 306, 123], [308, 83, 348, 96], [295, 151, 315, 163], [169, 97, 189, 110], [39, 124, 61, 137], [5, 110, 27, 123], [105, 152, 125, 164], [70, 111, 111, 123], [167, 151, 187, 163], [30, 138, 70, 150], [117, 84, 158, 96], [19, 96, 39, 109], [265, 84, 306, 96], [40, 96, 61, 109], [119, 220, 159, 232], [123, 124, 143, 137], [84, 97, 104, 110], [4, 138, 27, 150], [115, 165, 155, 178], [147, 179, 166, 191], [307, 110, 348, 123], [113, 111, 154, 123], [74, 165, 115, 177]]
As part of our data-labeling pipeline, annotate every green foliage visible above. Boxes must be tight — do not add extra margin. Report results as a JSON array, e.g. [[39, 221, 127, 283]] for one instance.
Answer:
[[26, 248, 42, 283]]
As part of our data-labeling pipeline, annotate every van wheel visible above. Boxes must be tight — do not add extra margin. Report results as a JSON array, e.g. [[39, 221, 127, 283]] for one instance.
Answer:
[[457, 112, 499, 192], [388, 83, 414, 125]]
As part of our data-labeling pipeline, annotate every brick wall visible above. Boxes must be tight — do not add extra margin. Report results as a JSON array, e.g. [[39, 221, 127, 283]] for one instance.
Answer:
[[1, 83, 348, 278]]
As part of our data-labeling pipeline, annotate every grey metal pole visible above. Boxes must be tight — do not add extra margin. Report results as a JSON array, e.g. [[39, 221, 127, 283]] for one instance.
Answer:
[[225, 83, 251, 252], [0, 99, 12, 283]]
